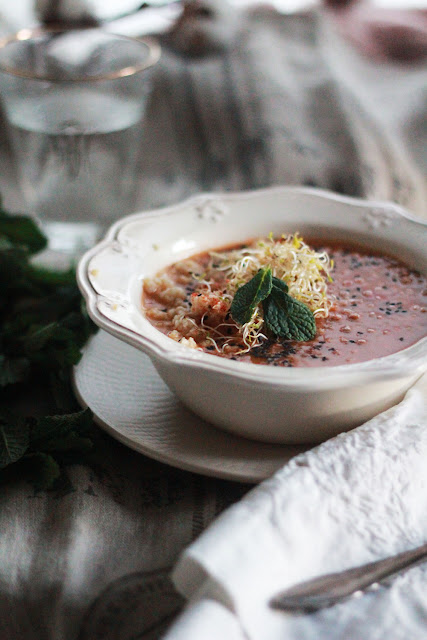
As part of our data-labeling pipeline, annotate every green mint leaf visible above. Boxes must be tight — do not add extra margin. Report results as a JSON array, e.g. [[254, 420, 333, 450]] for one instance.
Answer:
[[35, 432, 93, 454], [49, 369, 80, 413], [230, 266, 273, 325], [0, 411, 30, 468], [0, 211, 47, 254], [0, 354, 30, 387], [0, 199, 98, 489], [27, 264, 76, 287], [0, 248, 27, 294], [49, 340, 83, 369], [21, 323, 85, 370], [263, 287, 316, 342], [30, 408, 93, 451], [0, 237, 14, 251], [272, 276, 289, 293], [21, 322, 60, 353], [11, 286, 82, 331], [24, 452, 61, 490]]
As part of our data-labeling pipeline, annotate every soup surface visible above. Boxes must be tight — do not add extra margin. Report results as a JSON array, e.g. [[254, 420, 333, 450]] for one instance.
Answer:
[[143, 238, 427, 367]]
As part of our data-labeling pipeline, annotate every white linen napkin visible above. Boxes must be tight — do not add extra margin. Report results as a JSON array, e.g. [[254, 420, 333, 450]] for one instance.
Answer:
[[165, 372, 427, 640]]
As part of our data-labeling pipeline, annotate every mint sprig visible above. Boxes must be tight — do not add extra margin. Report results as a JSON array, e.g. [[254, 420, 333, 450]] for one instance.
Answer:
[[0, 200, 98, 490], [230, 266, 273, 325], [263, 277, 316, 341], [231, 271, 316, 342]]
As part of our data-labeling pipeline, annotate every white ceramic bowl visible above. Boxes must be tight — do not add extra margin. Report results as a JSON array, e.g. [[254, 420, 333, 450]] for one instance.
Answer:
[[77, 187, 427, 444]]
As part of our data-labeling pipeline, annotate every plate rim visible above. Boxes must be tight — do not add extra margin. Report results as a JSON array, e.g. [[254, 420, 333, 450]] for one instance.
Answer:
[[72, 330, 308, 483]]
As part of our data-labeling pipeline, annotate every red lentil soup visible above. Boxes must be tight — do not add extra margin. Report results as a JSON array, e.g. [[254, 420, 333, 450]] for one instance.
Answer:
[[143, 241, 427, 367]]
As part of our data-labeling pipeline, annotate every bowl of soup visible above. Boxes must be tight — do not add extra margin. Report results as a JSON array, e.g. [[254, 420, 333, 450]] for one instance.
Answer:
[[77, 187, 427, 444]]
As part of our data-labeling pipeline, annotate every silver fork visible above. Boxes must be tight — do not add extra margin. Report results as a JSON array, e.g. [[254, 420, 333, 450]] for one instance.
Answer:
[[270, 542, 427, 613]]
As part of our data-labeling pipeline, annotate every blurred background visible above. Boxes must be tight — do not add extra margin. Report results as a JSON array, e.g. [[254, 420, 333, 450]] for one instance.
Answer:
[[0, 0, 425, 234], [1, 1, 426, 35]]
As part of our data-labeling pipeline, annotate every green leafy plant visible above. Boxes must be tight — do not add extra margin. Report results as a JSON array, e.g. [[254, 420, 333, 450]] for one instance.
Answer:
[[230, 266, 273, 325], [0, 202, 97, 489], [230, 268, 316, 342]]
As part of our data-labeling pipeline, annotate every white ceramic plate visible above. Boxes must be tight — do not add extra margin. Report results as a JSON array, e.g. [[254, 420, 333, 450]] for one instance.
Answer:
[[73, 330, 308, 483]]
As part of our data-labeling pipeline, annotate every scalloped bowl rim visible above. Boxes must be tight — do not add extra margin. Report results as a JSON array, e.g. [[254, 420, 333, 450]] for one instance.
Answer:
[[77, 186, 427, 390]]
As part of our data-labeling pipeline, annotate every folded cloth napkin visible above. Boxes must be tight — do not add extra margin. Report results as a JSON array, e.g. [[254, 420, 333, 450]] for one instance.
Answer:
[[165, 372, 427, 640]]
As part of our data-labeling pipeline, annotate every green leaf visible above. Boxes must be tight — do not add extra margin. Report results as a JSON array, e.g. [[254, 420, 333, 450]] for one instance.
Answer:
[[0, 248, 27, 293], [30, 408, 93, 451], [0, 212, 47, 254], [27, 264, 76, 287], [57, 340, 83, 366], [0, 413, 30, 468], [39, 434, 93, 454], [263, 286, 316, 342], [230, 266, 273, 325], [272, 276, 289, 293], [21, 322, 59, 353], [21, 323, 84, 370], [0, 354, 30, 386], [11, 286, 82, 331], [0, 201, 97, 489], [0, 236, 14, 251], [24, 452, 61, 490], [49, 369, 80, 413]]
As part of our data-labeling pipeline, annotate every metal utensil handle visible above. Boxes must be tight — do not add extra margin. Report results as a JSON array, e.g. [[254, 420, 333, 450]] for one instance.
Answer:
[[270, 542, 427, 612]]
